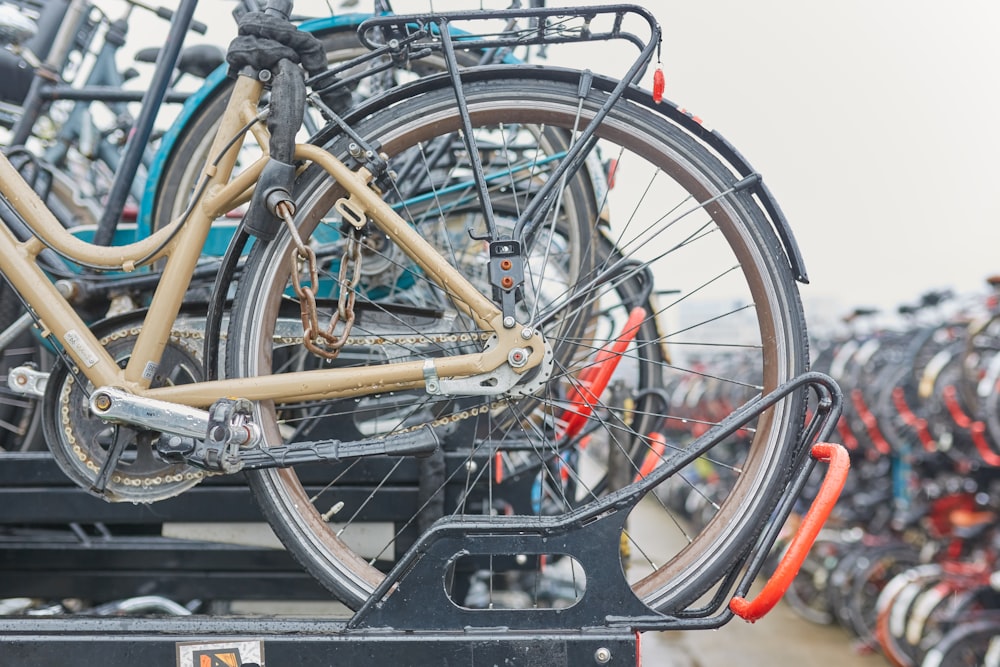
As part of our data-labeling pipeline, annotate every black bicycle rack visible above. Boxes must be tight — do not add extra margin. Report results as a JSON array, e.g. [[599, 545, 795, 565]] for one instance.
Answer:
[[0, 372, 844, 665]]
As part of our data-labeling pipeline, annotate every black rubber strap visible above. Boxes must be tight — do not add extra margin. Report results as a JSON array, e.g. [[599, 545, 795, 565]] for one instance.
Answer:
[[226, 10, 327, 78]]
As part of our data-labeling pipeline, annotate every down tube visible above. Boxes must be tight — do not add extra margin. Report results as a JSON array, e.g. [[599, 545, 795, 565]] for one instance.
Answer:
[[0, 159, 121, 385]]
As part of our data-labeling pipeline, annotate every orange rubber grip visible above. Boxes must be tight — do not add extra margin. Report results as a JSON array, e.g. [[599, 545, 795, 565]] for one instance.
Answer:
[[729, 442, 850, 622]]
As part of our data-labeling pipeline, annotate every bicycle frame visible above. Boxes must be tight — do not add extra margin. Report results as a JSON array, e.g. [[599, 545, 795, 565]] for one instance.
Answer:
[[0, 73, 537, 412]]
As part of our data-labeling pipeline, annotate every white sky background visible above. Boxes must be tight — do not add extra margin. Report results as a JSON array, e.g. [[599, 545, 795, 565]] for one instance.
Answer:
[[123, 0, 1000, 327]]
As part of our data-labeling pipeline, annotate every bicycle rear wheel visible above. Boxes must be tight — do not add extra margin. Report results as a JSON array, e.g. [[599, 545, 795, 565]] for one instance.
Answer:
[[226, 68, 809, 613]]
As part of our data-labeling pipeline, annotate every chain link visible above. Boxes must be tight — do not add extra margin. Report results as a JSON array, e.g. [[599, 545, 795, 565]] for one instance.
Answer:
[[279, 201, 361, 361]]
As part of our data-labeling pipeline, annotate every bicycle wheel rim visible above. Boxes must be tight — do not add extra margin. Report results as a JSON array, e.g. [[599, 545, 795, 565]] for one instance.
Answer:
[[228, 70, 807, 612]]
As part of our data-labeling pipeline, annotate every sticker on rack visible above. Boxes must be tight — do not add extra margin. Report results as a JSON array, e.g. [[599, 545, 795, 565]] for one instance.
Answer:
[[176, 639, 264, 667]]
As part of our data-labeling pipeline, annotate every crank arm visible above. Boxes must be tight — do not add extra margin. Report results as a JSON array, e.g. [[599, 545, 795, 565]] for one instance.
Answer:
[[90, 386, 211, 440]]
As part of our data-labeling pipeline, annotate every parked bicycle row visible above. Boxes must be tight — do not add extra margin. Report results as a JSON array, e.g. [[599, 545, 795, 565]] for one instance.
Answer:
[[654, 285, 1000, 665], [807, 289, 1000, 666]]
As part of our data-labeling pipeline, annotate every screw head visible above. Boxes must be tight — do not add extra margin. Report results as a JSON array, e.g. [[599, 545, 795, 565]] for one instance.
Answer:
[[594, 647, 612, 664], [520, 327, 534, 340], [93, 393, 112, 411], [502, 316, 516, 329], [508, 348, 529, 368]]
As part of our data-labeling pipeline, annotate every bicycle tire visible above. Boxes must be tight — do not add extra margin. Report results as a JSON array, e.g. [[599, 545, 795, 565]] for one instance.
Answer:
[[782, 536, 842, 625], [844, 542, 922, 648], [0, 279, 47, 451], [151, 28, 481, 237], [906, 581, 980, 663], [875, 564, 944, 667], [884, 575, 943, 667], [921, 616, 1000, 667], [226, 68, 809, 612]]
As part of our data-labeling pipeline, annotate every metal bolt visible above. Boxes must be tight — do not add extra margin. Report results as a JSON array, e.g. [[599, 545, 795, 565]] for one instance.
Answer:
[[348, 143, 363, 158], [258, 69, 272, 83], [93, 393, 112, 411], [508, 348, 529, 368], [502, 316, 516, 329], [594, 647, 612, 664], [520, 327, 533, 340], [466, 460, 478, 473]]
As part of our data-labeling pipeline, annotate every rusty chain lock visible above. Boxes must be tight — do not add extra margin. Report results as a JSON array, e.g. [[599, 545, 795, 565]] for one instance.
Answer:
[[278, 201, 362, 360]]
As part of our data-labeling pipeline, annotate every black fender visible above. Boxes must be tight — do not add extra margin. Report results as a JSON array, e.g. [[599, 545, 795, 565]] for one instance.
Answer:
[[305, 64, 809, 284]]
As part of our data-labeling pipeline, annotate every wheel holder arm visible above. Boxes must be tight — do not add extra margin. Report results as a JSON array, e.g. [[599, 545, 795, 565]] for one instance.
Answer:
[[728, 441, 850, 622]]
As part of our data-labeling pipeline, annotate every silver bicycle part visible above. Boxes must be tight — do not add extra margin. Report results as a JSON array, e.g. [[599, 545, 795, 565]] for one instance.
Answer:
[[7, 365, 48, 398], [43, 322, 211, 502], [89, 386, 214, 442], [422, 334, 553, 397]]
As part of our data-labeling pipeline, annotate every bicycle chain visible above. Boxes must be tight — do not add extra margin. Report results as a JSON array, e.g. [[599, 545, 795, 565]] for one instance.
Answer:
[[56, 325, 216, 498], [59, 321, 500, 490]]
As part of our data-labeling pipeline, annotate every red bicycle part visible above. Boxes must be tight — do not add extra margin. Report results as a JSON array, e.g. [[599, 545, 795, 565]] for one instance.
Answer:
[[836, 414, 859, 451], [652, 66, 665, 103], [891, 386, 936, 452], [851, 388, 891, 455], [633, 432, 667, 484], [558, 307, 646, 442], [941, 384, 1000, 466], [729, 442, 850, 623]]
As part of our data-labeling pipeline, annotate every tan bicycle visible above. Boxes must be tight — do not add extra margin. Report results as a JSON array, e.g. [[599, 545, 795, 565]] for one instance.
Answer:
[[0, 0, 844, 626]]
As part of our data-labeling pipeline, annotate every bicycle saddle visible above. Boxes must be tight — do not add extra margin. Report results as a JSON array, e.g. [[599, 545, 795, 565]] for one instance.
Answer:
[[135, 43, 226, 80]]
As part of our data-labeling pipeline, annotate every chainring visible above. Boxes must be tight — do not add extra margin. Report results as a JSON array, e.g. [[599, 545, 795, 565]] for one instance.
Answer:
[[41, 317, 212, 503]]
